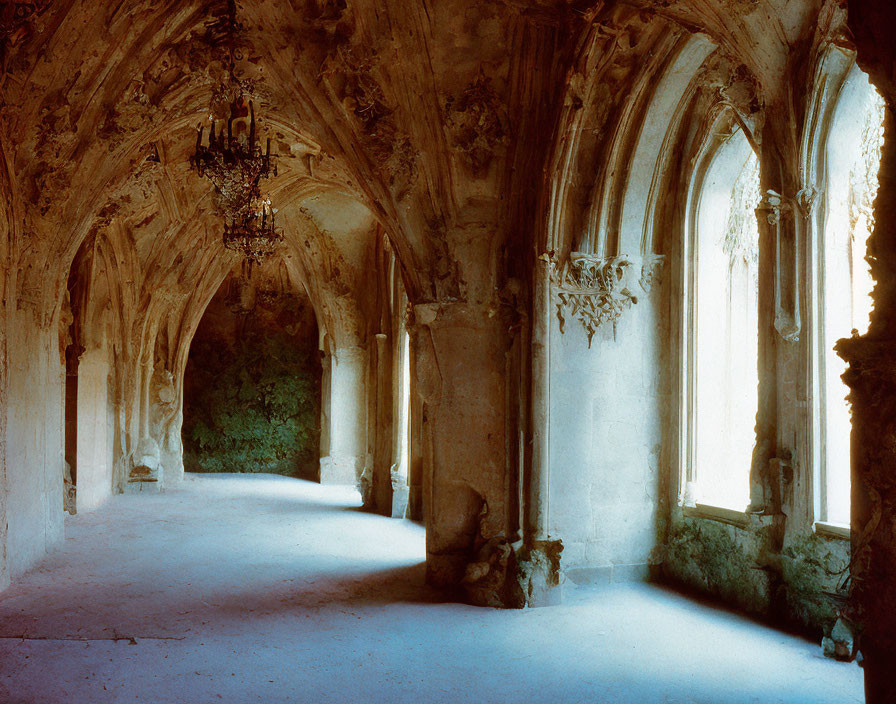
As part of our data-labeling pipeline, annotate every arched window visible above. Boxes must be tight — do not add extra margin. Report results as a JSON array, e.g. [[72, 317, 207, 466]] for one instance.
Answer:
[[683, 123, 761, 512], [817, 65, 885, 526]]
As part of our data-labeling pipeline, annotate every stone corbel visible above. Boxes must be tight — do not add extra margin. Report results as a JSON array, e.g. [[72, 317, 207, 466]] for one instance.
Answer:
[[548, 252, 664, 347], [757, 190, 802, 343]]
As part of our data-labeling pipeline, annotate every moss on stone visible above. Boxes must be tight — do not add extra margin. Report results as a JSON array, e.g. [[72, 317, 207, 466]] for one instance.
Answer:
[[664, 517, 772, 616], [182, 330, 320, 478], [663, 515, 849, 636], [778, 534, 850, 636]]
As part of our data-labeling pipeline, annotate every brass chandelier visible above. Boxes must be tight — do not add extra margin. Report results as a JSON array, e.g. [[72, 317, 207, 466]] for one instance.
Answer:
[[190, 0, 282, 269], [190, 97, 277, 219], [222, 200, 283, 265]]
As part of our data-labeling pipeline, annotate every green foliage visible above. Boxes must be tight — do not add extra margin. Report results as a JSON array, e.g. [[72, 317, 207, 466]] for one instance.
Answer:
[[182, 330, 320, 476]]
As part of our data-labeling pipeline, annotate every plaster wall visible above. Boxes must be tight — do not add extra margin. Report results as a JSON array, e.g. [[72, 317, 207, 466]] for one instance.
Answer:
[[548, 292, 664, 581], [75, 349, 113, 512], [4, 313, 64, 577]]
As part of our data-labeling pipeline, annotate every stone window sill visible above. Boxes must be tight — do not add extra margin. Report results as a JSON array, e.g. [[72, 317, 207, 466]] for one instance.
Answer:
[[683, 503, 751, 528], [814, 521, 850, 541]]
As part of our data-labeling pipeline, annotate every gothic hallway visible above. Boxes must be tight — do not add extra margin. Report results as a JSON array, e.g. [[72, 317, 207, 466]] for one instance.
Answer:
[[0, 475, 861, 703]]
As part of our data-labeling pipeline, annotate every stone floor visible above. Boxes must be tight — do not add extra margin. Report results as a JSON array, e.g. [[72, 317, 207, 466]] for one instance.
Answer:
[[0, 474, 863, 703]]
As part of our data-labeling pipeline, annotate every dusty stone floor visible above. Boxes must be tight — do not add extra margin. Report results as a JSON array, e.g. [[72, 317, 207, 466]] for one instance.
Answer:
[[0, 474, 862, 703]]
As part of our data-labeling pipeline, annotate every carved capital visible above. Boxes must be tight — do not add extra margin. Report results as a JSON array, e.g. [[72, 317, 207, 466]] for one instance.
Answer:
[[549, 253, 664, 346], [755, 189, 789, 225]]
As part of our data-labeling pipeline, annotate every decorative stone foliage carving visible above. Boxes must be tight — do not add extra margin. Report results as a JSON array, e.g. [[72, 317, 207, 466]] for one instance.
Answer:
[[550, 253, 663, 346], [322, 46, 418, 193], [0, 1, 51, 47], [445, 71, 507, 176]]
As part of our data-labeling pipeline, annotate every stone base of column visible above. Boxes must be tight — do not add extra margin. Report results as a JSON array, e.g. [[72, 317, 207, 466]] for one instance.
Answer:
[[407, 486, 423, 521], [426, 551, 469, 590], [516, 541, 564, 607], [124, 479, 161, 494], [160, 455, 184, 485], [319, 454, 362, 485], [390, 481, 409, 519], [429, 539, 564, 608]]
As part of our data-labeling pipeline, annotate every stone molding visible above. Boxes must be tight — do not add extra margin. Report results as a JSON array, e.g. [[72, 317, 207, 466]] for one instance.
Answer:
[[549, 253, 664, 346], [756, 189, 802, 343], [320, 453, 364, 486]]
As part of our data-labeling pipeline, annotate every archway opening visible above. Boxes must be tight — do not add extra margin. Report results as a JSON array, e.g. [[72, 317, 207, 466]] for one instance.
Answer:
[[181, 262, 322, 480], [60, 234, 117, 514]]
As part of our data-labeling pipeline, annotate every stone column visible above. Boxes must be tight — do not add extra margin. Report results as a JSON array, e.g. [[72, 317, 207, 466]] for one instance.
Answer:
[[370, 333, 394, 514], [406, 347, 425, 522], [0, 263, 8, 591], [517, 256, 563, 606], [835, 107, 896, 703], [410, 302, 519, 604], [319, 352, 331, 472], [528, 258, 552, 542], [75, 347, 113, 511], [319, 346, 368, 485], [4, 308, 64, 576]]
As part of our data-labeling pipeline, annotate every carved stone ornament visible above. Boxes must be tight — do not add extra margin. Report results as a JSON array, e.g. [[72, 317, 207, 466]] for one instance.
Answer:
[[550, 252, 664, 346], [756, 189, 801, 343], [0, 1, 51, 45], [445, 70, 507, 176]]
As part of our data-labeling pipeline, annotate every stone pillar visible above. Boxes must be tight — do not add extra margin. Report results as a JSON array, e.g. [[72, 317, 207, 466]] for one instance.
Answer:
[[516, 257, 563, 607], [370, 333, 394, 514], [319, 352, 331, 472], [75, 348, 113, 511], [0, 264, 8, 592], [835, 106, 896, 703], [410, 302, 515, 601], [407, 347, 425, 522], [4, 309, 64, 576], [319, 346, 367, 485], [528, 258, 552, 542]]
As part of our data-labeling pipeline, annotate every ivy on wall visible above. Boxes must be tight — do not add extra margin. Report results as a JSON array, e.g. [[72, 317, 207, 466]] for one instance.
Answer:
[[183, 330, 320, 477]]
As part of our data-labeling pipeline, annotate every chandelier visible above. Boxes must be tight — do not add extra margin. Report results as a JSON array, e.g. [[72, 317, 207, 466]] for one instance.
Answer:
[[190, 97, 276, 220], [222, 201, 283, 269], [190, 0, 283, 269]]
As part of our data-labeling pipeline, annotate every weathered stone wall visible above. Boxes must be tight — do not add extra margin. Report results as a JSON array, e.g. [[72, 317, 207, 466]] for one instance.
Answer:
[[662, 514, 850, 637], [4, 309, 65, 578], [549, 290, 666, 583]]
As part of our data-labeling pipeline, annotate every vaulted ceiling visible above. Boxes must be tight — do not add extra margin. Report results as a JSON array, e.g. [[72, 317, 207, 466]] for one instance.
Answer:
[[0, 0, 846, 328]]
